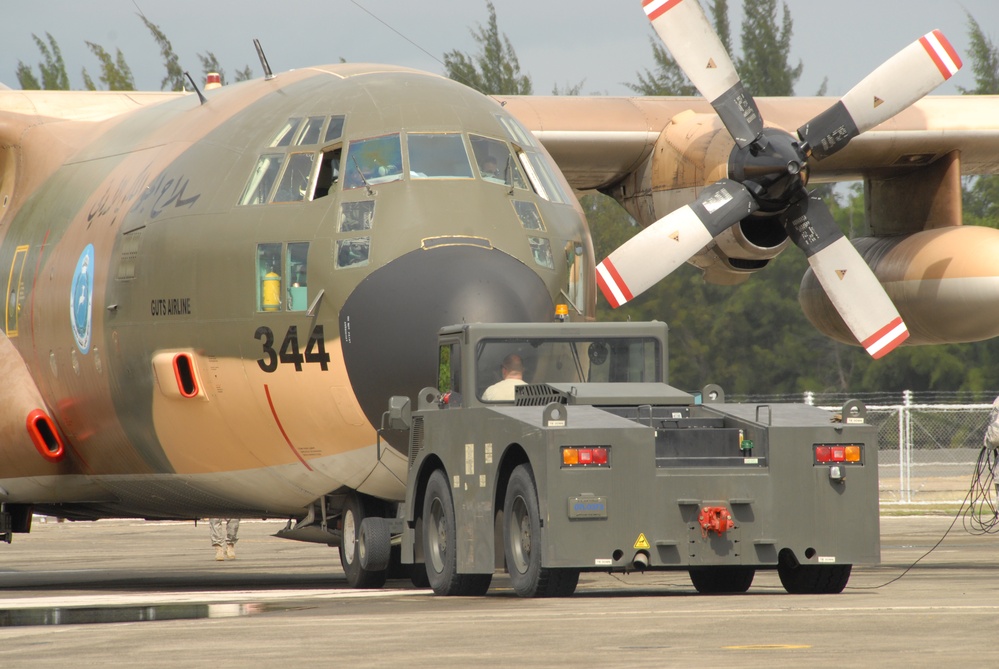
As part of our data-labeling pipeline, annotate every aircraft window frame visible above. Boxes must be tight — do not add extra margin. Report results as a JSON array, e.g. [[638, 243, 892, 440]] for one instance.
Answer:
[[324, 115, 346, 143], [470, 134, 527, 189], [496, 114, 537, 149], [286, 242, 310, 311], [335, 237, 371, 269], [312, 145, 342, 200], [297, 116, 326, 146], [240, 154, 286, 206], [512, 200, 545, 231], [525, 150, 570, 205], [528, 236, 555, 270], [271, 118, 303, 147], [339, 200, 375, 232], [343, 134, 403, 190], [407, 132, 474, 180], [240, 115, 347, 206], [272, 152, 316, 203], [516, 151, 549, 201], [257, 243, 284, 311]]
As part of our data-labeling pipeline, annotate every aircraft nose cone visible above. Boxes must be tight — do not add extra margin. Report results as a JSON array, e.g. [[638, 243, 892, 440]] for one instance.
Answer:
[[338, 245, 554, 429]]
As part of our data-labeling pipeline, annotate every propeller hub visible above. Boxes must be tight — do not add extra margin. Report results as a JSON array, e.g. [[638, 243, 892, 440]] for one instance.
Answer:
[[730, 128, 810, 211]]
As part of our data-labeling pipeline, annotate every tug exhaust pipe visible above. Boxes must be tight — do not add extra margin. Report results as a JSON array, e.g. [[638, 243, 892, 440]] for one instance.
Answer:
[[632, 551, 650, 571]]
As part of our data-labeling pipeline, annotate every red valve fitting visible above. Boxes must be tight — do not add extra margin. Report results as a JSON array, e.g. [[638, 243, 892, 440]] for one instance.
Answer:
[[698, 506, 734, 538]]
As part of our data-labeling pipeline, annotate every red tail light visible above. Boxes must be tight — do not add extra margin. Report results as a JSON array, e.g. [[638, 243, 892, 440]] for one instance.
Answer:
[[814, 444, 863, 464], [562, 446, 610, 467]]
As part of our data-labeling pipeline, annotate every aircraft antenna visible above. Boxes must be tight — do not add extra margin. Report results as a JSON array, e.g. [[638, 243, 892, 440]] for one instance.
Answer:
[[184, 72, 208, 105], [254, 39, 274, 80]]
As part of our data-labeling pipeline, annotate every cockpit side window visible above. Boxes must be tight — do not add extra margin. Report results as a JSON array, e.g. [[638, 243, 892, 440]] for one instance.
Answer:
[[297, 116, 326, 146], [470, 134, 527, 189], [408, 133, 473, 179], [325, 116, 346, 143], [496, 114, 572, 205], [343, 134, 402, 189], [273, 153, 315, 203], [240, 154, 285, 205], [271, 119, 303, 147], [239, 114, 347, 206], [313, 146, 341, 200]]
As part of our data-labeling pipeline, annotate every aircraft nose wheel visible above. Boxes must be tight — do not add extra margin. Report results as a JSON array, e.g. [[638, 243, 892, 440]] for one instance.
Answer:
[[338, 492, 388, 589]]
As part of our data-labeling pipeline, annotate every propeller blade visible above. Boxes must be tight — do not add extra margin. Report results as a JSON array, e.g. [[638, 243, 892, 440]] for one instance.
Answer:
[[798, 29, 962, 160], [783, 194, 908, 358], [642, 0, 763, 147], [597, 179, 758, 307]]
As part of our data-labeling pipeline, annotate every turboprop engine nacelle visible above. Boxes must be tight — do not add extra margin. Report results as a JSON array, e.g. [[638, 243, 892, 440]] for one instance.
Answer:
[[800, 226, 999, 346], [612, 110, 790, 286]]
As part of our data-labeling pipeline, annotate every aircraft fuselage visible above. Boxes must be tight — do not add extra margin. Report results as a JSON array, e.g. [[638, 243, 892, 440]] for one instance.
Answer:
[[0, 64, 594, 519]]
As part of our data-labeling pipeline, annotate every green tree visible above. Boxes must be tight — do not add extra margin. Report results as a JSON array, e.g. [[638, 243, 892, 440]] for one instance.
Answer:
[[139, 14, 185, 91], [735, 0, 802, 96], [443, 1, 532, 95], [960, 13, 999, 229], [82, 42, 135, 91], [17, 32, 70, 90], [958, 13, 999, 95], [233, 65, 254, 82]]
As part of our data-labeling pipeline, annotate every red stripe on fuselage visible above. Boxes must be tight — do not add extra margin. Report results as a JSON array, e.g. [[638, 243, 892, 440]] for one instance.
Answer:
[[264, 384, 314, 471]]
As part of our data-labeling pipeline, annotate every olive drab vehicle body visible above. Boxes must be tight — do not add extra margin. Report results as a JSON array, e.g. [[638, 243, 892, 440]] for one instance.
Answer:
[[385, 321, 876, 597]]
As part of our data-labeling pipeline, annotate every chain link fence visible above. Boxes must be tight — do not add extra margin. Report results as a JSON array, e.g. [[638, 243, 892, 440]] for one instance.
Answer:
[[729, 390, 996, 506]]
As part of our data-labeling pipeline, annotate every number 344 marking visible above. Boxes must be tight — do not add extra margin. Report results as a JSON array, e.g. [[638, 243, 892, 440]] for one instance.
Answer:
[[255, 325, 330, 373]]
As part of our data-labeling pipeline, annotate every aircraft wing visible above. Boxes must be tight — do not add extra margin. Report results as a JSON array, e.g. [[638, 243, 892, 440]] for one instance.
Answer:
[[0, 89, 183, 122], [502, 94, 999, 196]]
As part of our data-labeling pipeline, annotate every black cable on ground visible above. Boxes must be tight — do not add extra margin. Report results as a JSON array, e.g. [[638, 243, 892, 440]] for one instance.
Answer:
[[850, 444, 998, 590]]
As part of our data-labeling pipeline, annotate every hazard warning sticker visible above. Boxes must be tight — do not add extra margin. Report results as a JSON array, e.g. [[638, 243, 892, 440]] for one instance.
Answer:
[[633, 533, 650, 550]]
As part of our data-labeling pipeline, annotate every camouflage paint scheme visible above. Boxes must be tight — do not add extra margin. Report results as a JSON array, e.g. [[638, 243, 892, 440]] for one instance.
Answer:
[[3, 58, 999, 525], [0, 65, 591, 519]]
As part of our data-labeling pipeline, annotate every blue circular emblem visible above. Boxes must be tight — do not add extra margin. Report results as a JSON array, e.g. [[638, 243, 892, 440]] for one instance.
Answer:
[[70, 244, 95, 354]]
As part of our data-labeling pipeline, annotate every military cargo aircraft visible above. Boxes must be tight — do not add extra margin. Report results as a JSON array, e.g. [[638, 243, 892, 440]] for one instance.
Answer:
[[2, 0, 999, 587]]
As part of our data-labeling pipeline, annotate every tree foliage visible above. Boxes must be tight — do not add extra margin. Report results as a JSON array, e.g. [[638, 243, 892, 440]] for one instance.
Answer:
[[17, 33, 70, 90], [958, 12, 999, 95], [734, 0, 801, 96], [443, 1, 532, 95], [82, 42, 135, 91], [138, 14, 185, 92]]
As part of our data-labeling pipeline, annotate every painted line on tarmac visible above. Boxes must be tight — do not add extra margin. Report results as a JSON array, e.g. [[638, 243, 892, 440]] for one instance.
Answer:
[[0, 588, 426, 610]]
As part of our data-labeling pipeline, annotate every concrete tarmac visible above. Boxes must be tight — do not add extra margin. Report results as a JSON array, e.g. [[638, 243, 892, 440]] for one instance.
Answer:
[[0, 514, 996, 668]]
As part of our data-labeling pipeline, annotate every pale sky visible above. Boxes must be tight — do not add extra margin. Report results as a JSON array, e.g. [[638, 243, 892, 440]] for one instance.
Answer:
[[2, 1, 999, 96]]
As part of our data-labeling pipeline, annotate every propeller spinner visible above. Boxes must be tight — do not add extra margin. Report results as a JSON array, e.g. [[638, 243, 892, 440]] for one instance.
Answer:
[[599, 0, 962, 358]]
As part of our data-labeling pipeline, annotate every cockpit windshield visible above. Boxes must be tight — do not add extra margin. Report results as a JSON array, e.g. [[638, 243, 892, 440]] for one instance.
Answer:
[[475, 336, 662, 402]]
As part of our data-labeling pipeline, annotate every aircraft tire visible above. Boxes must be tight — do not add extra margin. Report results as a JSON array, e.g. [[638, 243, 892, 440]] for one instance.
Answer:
[[339, 492, 388, 589], [688, 566, 756, 594], [423, 469, 491, 596], [503, 463, 578, 598], [777, 549, 851, 594]]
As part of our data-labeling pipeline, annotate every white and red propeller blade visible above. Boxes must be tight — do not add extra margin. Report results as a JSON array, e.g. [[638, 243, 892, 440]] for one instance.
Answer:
[[642, 0, 763, 148], [798, 29, 962, 160], [597, 180, 758, 307], [784, 195, 908, 358]]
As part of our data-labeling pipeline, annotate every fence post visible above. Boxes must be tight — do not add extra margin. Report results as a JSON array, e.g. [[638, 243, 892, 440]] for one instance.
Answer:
[[902, 390, 913, 503]]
